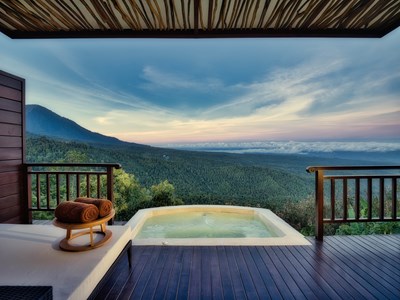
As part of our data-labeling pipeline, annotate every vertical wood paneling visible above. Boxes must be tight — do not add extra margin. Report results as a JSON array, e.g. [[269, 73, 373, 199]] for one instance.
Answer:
[[0, 70, 25, 224]]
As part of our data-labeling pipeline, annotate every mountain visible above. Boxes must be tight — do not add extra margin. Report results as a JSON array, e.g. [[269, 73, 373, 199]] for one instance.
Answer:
[[27, 104, 397, 211], [26, 104, 132, 146]]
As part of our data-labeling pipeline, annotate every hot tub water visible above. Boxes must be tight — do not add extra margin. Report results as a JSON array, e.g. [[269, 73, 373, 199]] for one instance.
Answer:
[[136, 211, 278, 238]]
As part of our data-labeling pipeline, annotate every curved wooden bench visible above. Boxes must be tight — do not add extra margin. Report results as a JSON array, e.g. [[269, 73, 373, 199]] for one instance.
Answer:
[[53, 210, 115, 252]]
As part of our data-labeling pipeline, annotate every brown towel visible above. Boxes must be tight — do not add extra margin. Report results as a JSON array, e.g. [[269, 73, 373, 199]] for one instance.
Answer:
[[75, 197, 113, 217], [55, 201, 99, 223]]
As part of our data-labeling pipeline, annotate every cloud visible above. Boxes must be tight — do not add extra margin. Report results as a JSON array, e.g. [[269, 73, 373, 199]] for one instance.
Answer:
[[141, 66, 224, 91], [161, 141, 400, 154], [1, 30, 399, 145], [201, 58, 345, 119]]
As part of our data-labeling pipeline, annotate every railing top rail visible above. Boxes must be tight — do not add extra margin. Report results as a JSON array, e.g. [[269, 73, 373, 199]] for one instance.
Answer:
[[306, 165, 400, 173], [324, 174, 400, 179], [24, 162, 122, 169], [27, 171, 108, 175]]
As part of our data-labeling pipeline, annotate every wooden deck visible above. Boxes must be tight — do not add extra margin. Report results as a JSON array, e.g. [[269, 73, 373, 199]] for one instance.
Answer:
[[92, 235, 400, 300]]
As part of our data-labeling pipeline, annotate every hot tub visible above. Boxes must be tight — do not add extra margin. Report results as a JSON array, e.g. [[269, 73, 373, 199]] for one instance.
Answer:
[[127, 205, 310, 246]]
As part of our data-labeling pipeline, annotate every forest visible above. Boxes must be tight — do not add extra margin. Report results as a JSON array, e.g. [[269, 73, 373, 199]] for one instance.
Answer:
[[27, 135, 399, 235]]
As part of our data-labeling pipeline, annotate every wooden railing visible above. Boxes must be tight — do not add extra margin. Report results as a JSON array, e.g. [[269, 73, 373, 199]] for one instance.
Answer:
[[24, 163, 121, 223], [307, 166, 400, 241]]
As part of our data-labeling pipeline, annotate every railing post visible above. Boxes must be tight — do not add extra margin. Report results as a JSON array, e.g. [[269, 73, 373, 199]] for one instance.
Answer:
[[107, 166, 114, 225], [315, 170, 324, 241], [24, 165, 32, 224]]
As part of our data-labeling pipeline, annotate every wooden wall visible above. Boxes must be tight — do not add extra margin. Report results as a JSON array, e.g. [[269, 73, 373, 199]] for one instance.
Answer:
[[0, 70, 26, 223]]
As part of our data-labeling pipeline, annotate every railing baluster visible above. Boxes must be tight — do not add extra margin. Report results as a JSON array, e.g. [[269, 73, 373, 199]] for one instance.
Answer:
[[26, 166, 32, 224], [107, 166, 115, 225], [86, 174, 90, 197], [97, 174, 101, 198], [56, 173, 60, 205], [343, 178, 348, 221], [392, 178, 397, 220], [330, 178, 335, 221], [36, 173, 41, 209], [379, 178, 385, 220], [46, 174, 50, 210], [367, 178, 372, 220], [66, 174, 70, 201], [76, 174, 81, 198], [355, 178, 360, 220]]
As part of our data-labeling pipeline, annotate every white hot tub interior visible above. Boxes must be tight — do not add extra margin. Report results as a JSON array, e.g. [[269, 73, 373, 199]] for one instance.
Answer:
[[127, 205, 311, 246]]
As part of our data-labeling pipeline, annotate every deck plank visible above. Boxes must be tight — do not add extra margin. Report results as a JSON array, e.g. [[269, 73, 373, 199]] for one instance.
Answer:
[[92, 235, 400, 300], [255, 246, 296, 300], [129, 246, 163, 300], [332, 236, 400, 284], [343, 236, 400, 276], [247, 247, 282, 299], [278, 246, 335, 299], [164, 246, 185, 299], [176, 246, 193, 299], [152, 247, 180, 300], [321, 238, 400, 298], [209, 247, 224, 300], [240, 247, 271, 299], [216, 247, 235, 300], [224, 246, 247, 300], [140, 245, 170, 300], [117, 246, 155, 299], [199, 246, 213, 299]]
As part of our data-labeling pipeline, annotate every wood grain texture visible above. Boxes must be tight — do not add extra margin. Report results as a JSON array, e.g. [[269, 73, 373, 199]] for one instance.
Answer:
[[0, 136, 22, 148], [0, 110, 23, 125], [91, 235, 400, 300], [0, 73, 22, 90], [0, 194, 21, 210], [0, 124, 21, 137], [0, 86, 21, 102], [0, 97, 22, 113], [0, 171, 20, 186], [1, 0, 399, 38], [0, 71, 25, 223]]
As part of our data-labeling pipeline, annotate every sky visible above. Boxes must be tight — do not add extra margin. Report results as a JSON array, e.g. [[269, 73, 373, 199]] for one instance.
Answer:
[[0, 29, 399, 146]]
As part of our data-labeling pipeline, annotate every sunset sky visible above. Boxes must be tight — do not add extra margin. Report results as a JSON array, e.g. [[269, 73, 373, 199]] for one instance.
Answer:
[[0, 28, 399, 145]]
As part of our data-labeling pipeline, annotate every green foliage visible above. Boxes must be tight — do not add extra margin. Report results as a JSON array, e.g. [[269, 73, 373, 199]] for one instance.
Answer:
[[336, 222, 400, 235], [275, 197, 315, 235], [26, 135, 314, 211], [150, 180, 183, 207], [61, 150, 89, 163], [28, 142, 185, 221], [32, 211, 54, 220], [110, 169, 151, 221], [335, 193, 400, 235], [29, 135, 400, 237]]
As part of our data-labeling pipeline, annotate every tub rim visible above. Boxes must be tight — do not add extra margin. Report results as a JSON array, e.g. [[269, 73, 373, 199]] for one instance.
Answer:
[[126, 205, 311, 246]]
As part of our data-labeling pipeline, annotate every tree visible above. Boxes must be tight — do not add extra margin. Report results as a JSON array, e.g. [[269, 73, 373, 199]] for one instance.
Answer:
[[150, 180, 183, 207], [106, 169, 151, 221]]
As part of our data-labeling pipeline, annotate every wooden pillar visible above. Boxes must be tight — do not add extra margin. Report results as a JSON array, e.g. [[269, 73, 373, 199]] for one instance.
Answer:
[[107, 166, 114, 225], [0, 70, 26, 223], [315, 170, 324, 241]]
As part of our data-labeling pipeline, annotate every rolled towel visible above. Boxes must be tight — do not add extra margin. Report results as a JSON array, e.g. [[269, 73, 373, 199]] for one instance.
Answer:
[[75, 197, 113, 217], [55, 201, 99, 223]]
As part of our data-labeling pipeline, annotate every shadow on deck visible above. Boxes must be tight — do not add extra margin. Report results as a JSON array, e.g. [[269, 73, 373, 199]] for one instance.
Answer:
[[91, 234, 400, 299]]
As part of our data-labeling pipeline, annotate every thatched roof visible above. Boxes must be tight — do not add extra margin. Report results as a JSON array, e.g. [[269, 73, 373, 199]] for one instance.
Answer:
[[1, 0, 400, 39]]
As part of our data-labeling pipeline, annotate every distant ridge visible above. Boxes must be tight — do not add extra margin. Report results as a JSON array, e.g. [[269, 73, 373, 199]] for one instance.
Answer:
[[26, 104, 142, 146]]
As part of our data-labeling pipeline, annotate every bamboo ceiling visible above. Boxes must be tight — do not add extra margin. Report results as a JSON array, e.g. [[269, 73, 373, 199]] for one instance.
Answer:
[[1, 0, 400, 39]]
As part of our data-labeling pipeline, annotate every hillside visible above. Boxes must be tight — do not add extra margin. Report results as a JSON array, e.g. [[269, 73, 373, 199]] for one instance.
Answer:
[[27, 133, 383, 209], [26, 105, 394, 209], [26, 135, 316, 208], [26, 104, 135, 146]]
